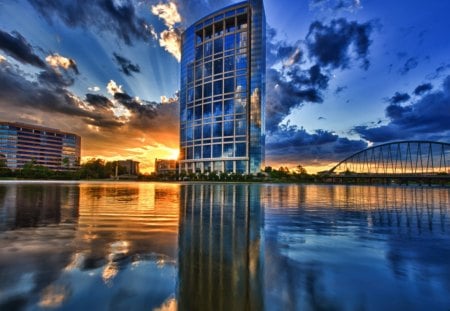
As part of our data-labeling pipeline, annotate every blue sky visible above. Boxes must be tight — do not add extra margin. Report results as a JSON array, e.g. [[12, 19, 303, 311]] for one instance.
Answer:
[[0, 0, 449, 172]]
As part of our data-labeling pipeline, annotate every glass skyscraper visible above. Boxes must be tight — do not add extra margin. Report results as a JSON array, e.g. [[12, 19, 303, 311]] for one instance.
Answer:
[[179, 0, 265, 174]]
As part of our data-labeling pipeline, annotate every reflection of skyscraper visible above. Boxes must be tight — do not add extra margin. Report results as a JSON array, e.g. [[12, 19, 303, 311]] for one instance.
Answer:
[[178, 184, 264, 310], [179, 0, 266, 174]]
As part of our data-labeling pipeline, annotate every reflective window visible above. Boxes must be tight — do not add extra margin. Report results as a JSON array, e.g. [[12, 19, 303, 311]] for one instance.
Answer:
[[223, 144, 233, 158], [236, 54, 247, 70], [203, 123, 211, 138], [236, 31, 247, 49], [187, 108, 193, 121], [205, 25, 212, 40], [235, 143, 246, 157], [187, 147, 193, 159], [204, 83, 212, 97], [214, 59, 223, 74], [204, 62, 212, 77], [224, 100, 234, 115], [224, 78, 234, 93], [224, 121, 233, 136], [205, 41, 212, 57], [224, 56, 234, 72], [195, 106, 202, 120], [195, 65, 202, 81], [225, 34, 235, 50], [213, 144, 222, 158], [203, 103, 212, 118], [236, 76, 247, 92], [195, 46, 203, 60], [194, 146, 201, 159], [214, 38, 223, 54], [236, 160, 246, 173], [225, 18, 235, 33], [214, 22, 223, 37], [188, 88, 194, 102], [225, 160, 233, 172], [235, 119, 246, 135], [213, 101, 222, 116], [194, 125, 202, 139], [203, 145, 211, 158], [195, 30, 203, 44], [213, 122, 222, 137], [214, 80, 223, 95], [237, 14, 247, 29]]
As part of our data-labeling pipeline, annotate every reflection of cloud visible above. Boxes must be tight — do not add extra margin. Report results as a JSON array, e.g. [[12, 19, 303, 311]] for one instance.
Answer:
[[38, 285, 70, 309], [154, 296, 177, 311], [0, 54, 5, 63]]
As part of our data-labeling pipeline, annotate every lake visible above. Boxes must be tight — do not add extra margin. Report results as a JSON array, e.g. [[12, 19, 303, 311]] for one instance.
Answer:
[[0, 182, 449, 310]]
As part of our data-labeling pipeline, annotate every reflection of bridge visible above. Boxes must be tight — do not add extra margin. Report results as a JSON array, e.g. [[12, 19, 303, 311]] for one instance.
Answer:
[[326, 141, 450, 184]]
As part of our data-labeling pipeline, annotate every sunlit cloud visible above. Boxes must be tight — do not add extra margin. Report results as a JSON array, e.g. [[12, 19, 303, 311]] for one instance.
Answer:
[[151, 2, 182, 28], [0, 54, 5, 63], [151, 1, 182, 62], [45, 53, 79, 74], [159, 29, 181, 61], [161, 94, 178, 104], [106, 80, 123, 96]]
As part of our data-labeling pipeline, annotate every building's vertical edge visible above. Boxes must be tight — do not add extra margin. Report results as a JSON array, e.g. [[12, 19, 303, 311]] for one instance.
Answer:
[[249, 0, 266, 173]]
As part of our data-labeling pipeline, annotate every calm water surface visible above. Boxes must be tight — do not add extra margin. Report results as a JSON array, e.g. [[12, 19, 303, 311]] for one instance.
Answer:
[[0, 182, 449, 310]]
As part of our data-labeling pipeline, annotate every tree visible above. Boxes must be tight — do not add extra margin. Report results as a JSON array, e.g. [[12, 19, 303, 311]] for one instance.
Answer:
[[296, 164, 307, 175]]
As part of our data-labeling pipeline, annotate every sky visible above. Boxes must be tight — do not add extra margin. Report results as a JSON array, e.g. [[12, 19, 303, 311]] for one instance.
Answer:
[[0, 0, 449, 173]]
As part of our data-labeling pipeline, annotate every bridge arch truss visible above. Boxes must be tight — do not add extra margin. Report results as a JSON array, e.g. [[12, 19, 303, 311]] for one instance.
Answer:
[[329, 141, 450, 175]]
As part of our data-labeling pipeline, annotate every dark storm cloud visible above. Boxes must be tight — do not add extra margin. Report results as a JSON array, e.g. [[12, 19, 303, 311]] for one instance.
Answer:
[[354, 75, 450, 142], [306, 18, 373, 70], [266, 125, 368, 165], [0, 29, 46, 68], [113, 52, 140, 76], [37, 69, 75, 88], [85, 93, 114, 110], [399, 57, 418, 75], [266, 67, 325, 133], [387, 92, 410, 104], [113, 92, 157, 119], [27, 0, 150, 45], [265, 19, 375, 134], [413, 83, 433, 96], [0, 62, 120, 128]]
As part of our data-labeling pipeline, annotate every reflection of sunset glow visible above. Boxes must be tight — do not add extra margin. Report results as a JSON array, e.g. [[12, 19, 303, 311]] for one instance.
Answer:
[[154, 297, 177, 311], [102, 262, 118, 285], [38, 285, 69, 308], [64, 253, 85, 272]]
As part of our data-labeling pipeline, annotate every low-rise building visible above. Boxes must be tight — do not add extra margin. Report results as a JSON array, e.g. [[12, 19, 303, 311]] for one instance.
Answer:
[[155, 159, 178, 175], [117, 159, 140, 175], [0, 121, 81, 170]]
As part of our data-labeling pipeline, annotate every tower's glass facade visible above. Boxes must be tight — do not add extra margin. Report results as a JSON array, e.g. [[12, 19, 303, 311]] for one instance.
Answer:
[[179, 0, 265, 174]]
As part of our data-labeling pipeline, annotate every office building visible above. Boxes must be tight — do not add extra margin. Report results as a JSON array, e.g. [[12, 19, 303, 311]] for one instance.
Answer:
[[0, 121, 81, 170], [179, 0, 266, 174], [155, 159, 178, 175], [117, 159, 140, 175]]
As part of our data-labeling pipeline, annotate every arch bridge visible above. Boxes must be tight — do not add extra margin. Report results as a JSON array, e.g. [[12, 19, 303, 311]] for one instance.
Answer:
[[328, 141, 450, 179]]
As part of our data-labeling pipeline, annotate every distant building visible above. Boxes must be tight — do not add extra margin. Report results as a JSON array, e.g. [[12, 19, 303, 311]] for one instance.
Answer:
[[0, 121, 81, 170], [117, 159, 140, 175], [155, 159, 178, 175], [179, 0, 266, 174]]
